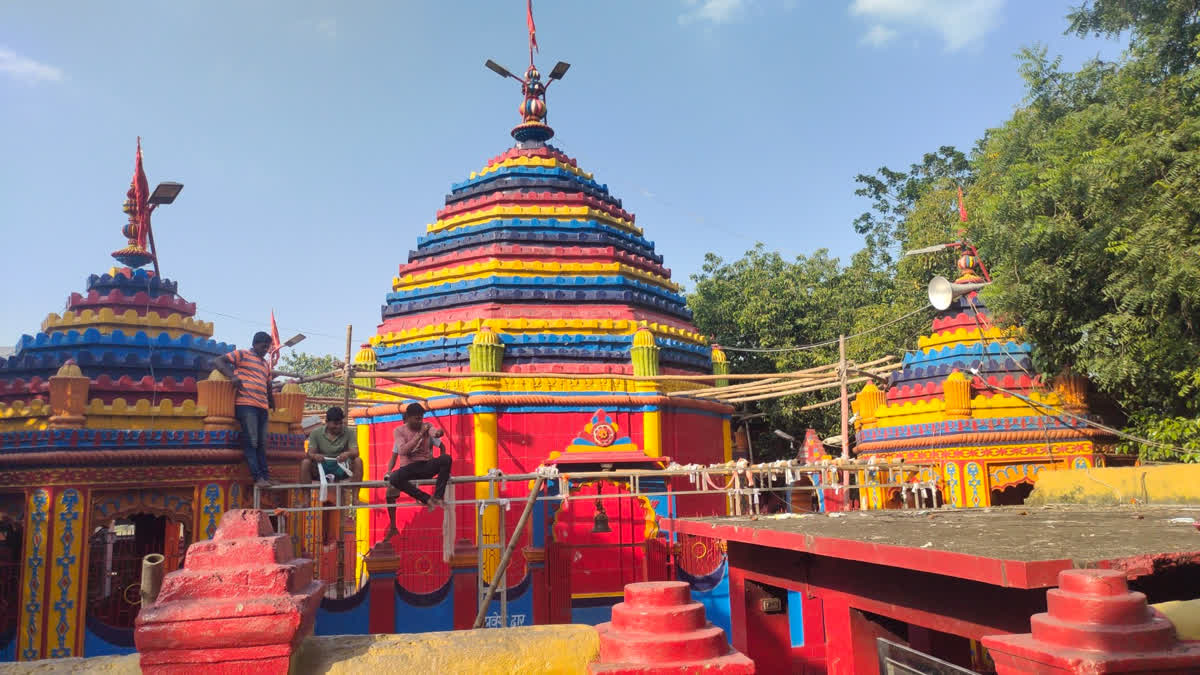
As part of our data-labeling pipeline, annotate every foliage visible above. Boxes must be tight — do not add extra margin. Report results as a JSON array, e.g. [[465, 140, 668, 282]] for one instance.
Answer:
[[280, 351, 344, 400], [689, 0, 1200, 463], [1119, 415, 1200, 463]]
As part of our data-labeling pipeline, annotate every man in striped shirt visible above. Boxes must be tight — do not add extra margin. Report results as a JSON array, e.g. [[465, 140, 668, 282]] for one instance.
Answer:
[[214, 331, 276, 487]]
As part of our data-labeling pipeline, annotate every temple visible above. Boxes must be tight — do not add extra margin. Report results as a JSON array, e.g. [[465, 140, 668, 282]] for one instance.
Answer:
[[851, 252, 1132, 509], [346, 50, 733, 631], [0, 142, 309, 661]]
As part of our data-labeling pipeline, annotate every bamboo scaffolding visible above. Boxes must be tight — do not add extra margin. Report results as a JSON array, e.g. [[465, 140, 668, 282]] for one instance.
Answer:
[[343, 369, 850, 383], [801, 397, 841, 411], [681, 362, 898, 401], [723, 375, 872, 403], [669, 356, 897, 398]]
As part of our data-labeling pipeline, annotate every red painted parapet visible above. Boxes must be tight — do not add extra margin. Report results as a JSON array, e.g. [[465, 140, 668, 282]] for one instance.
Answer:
[[135, 509, 324, 674], [983, 569, 1200, 674], [590, 581, 754, 674]]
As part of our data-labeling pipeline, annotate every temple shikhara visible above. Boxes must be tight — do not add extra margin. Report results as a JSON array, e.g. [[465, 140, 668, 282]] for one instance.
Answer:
[[852, 253, 1133, 509], [0, 142, 310, 661], [2, 4, 1199, 675]]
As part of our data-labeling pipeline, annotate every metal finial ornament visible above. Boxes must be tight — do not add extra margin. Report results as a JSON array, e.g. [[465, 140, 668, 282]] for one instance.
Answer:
[[484, 0, 570, 146], [111, 138, 156, 269]]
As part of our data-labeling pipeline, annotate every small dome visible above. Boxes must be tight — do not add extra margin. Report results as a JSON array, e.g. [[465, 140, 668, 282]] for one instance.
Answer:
[[473, 327, 502, 346], [55, 360, 83, 378], [354, 346, 377, 366], [711, 345, 727, 364], [632, 328, 656, 348], [281, 382, 304, 395]]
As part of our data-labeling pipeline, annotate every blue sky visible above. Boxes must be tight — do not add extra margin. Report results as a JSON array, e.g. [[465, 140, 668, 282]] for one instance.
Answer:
[[0, 1, 1123, 356]]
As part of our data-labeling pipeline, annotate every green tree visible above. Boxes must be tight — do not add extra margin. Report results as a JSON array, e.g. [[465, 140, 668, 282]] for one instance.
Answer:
[[280, 351, 344, 400]]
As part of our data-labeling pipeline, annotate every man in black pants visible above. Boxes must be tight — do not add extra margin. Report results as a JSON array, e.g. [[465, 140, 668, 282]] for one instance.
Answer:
[[382, 402, 451, 539]]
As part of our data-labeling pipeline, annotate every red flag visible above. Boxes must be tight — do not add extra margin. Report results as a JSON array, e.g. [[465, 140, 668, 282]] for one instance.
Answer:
[[957, 185, 968, 223], [269, 310, 282, 367], [527, 0, 538, 56], [130, 137, 151, 248]]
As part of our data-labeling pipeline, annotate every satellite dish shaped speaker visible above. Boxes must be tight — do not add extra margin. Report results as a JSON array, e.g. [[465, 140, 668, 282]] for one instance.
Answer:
[[927, 276, 989, 311]]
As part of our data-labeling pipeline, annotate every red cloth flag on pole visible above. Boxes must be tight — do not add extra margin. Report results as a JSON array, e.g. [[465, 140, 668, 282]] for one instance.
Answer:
[[269, 310, 282, 367], [957, 185, 968, 223], [527, 0, 538, 59], [130, 137, 151, 249]]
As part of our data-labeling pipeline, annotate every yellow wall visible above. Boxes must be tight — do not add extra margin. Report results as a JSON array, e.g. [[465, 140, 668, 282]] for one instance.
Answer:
[[1027, 463, 1200, 506]]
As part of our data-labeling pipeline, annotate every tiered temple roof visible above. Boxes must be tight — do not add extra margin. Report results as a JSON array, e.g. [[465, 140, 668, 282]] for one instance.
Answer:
[[368, 65, 711, 376]]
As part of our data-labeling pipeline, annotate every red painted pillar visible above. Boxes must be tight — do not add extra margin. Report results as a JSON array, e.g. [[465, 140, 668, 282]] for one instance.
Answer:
[[589, 581, 754, 674], [820, 596, 856, 675], [363, 542, 398, 634], [134, 510, 324, 674], [524, 546, 548, 624], [728, 563, 749, 654], [450, 545, 479, 630], [983, 569, 1200, 674]]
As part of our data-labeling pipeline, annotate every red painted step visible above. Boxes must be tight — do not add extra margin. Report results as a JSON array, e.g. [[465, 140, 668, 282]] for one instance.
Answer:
[[1029, 612, 1177, 653], [622, 581, 692, 608], [611, 601, 708, 633], [597, 624, 729, 664], [1045, 587, 1152, 626]]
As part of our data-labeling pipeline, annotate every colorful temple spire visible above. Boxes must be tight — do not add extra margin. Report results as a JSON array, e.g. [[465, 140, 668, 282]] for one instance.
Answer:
[[0, 140, 231, 410], [368, 25, 712, 378]]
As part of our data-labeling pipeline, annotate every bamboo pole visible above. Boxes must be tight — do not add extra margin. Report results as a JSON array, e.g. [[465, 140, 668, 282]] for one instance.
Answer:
[[839, 334, 849, 460], [673, 356, 897, 398], [800, 398, 841, 411], [345, 369, 864, 383], [695, 362, 898, 401], [342, 326, 353, 416], [723, 375, 871, 403], [307, 371, 462, 401]]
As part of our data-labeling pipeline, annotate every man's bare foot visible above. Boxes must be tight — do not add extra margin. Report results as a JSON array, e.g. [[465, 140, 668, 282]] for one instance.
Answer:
[[382, 524, 399, 539], [423, 499, 437, 512], [254, 479, 270, 489], [429, 497, 445, 509]]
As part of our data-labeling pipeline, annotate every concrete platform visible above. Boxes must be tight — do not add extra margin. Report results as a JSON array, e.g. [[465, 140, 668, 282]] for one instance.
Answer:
[[671, 504, 1200, 588]]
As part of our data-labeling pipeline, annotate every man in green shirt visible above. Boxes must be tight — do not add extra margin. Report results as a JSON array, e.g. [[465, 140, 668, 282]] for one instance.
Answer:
[[302, 407, 364, 486]]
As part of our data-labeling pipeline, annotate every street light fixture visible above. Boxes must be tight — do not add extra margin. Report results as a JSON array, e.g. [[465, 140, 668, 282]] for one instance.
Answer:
[[148, 181, 184, 206], [144, 181, 184, 278], [548, 61, 570, 80], [283, 334, 306, 348]]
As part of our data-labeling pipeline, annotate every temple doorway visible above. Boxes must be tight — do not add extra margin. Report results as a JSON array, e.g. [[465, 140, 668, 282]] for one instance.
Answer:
[[990, 483, 1035, 506], [86, 514, 187, 634], [0, 494, 24, 661]]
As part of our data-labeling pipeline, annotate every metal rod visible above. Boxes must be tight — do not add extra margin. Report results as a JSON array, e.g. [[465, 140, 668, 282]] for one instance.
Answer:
[[839, 334, 850, 461], [342, 326, 353, 418], [474, 476, 545, 629]]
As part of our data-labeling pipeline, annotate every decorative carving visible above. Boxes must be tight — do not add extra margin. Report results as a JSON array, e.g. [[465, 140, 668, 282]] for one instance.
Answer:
[[47, 361, 89, 429], [197, 370, 235, 430]]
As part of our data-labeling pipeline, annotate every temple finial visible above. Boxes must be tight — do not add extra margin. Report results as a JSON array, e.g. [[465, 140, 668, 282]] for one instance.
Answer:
[[484, 1, 569, 147], [112, 138, 155, 269]]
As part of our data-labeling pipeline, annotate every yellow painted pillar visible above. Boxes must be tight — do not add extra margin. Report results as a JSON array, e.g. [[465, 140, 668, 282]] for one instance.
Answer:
[[469, 328, 505, 580], [721, 418, 733, 463], [632, 328, 662, 458], [45, 488, 86, 658], [474, 409, 500, 579], [355, 420, 371, 587], [18, 488, 51, 661]]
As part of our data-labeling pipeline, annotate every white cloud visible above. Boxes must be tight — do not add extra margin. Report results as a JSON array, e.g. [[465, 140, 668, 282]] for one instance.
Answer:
[[680, 0, 749, 25], [850, 0, 1005, 51], [0, 46, 63, 84], [860, 24, 898, 47]]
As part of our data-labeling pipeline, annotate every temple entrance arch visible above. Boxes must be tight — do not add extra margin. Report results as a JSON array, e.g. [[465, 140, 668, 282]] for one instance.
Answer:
[[85, 507, 190, 645]]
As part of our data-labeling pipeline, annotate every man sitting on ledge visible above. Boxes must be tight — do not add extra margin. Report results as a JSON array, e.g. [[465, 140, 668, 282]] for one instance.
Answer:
[[383, 402, 451, 539], [302, 406, 364, 495]]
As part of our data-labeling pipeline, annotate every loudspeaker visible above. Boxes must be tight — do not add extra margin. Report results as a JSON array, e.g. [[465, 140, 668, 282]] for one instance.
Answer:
[[927, 276, 989, 311]]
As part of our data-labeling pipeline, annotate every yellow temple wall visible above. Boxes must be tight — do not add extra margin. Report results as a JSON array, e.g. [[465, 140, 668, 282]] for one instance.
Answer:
[[1026, 463, 1200, 506]]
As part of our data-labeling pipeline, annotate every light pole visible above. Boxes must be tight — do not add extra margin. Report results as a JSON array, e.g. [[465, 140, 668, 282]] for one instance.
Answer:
[[145, 181, 184, 278]]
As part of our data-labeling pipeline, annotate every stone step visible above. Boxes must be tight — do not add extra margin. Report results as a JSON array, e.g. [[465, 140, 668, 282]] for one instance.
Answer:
[[611, 601, 708, 634], [1031, 612, 1178, 653], [597, 623, 728, 664], [157, 559, 314, 601], [185, 534, 295, 569], [622, 581, 691, 609]]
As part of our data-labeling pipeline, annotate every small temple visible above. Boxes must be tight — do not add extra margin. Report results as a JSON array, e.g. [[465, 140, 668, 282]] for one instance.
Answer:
[[0, 142, 309, 661], [851, 252, 1132, 508]]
